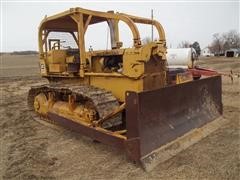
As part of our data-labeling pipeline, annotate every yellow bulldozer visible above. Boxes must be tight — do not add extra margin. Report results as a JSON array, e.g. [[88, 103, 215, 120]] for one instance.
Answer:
[[28, 7, 223, 171]]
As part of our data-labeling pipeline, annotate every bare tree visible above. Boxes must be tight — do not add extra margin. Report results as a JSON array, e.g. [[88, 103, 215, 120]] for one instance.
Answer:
[[178, 41, 191, 48], [209, 30, 240, 55], [209, 33, 224, 55], [222, 30, 240, 50]]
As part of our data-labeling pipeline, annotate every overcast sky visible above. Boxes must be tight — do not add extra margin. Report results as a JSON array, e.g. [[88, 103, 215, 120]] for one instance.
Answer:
[[1, 0, 239, 52]]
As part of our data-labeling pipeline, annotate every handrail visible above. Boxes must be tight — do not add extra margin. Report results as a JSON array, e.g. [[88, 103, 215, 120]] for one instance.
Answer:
[[120, 13, 166, 42], [38, 7, 142, 53]]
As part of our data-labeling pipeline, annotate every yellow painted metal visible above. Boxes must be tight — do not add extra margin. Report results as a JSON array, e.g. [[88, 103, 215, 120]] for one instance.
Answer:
[[34, 93, 96, 124], [90, 76, 143, 102], [36, 7, 168, 123], [37, 7, 167, 102], [47, 50, 66, 64], [119, 13, 166, 42], [50, 101, 96, 124], [37, 7, 166, 65], [70, 13, 86, 77], [33, 93, 127, 139], [49, 64, 66, 73], [34, 93, 48, 115], [39, 59, 47, 76]]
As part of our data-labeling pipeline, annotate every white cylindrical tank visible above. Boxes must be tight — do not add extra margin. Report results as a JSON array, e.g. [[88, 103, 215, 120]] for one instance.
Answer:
[[166, 48, 196, 68]]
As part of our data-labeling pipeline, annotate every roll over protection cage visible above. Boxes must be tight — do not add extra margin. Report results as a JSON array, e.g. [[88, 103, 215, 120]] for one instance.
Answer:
[[38, 7, 166, 58]]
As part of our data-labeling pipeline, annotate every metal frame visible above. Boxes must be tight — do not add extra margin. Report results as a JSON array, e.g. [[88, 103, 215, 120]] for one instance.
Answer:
[[38, 7, 166, 77]]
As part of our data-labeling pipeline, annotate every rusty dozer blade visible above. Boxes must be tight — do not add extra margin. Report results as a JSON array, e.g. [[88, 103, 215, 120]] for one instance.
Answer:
[[125, 75, 223, 171], [40, 75, 223, 171]]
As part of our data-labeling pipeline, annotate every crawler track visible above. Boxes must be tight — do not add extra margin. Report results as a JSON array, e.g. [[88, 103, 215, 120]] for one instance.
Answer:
[[28, 83, 122, 128]]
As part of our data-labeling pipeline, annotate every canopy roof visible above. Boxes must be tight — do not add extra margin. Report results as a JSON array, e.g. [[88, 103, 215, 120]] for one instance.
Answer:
[[40, 7, 123, 32], [39, 7, 166, 48]]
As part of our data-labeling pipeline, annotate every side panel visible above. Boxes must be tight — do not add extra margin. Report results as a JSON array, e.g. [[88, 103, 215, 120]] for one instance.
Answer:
[[90, 76, 143, 102], [47, 50, 67, 64], [126, 76, 222, 158], [143, 58, 166, 91]]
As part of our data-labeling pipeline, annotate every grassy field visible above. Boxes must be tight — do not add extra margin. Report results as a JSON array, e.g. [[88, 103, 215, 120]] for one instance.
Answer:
[[0, 54, 39, 77], [0, 55, 239, 179]]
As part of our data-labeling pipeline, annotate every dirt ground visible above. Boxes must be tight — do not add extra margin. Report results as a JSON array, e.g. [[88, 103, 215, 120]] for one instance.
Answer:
[[0, 55, 239, 179]]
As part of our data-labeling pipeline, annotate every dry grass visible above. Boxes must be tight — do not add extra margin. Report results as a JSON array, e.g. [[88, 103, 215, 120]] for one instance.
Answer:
[[0, 55, 239, 179]]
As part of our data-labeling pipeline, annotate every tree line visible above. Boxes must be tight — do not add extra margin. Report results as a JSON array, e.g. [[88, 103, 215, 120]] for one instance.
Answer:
[[0, 51, 38, 56], [177, 30, 240, 56], [208, 30, 240, 55]]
